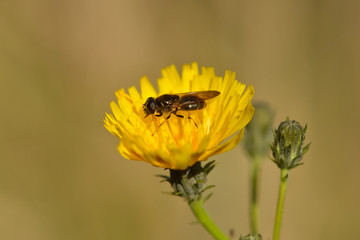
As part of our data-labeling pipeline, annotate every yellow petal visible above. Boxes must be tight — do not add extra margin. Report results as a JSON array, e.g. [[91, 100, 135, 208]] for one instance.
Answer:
[[200, 129, 245, 161], [140, 76, 157, 100]]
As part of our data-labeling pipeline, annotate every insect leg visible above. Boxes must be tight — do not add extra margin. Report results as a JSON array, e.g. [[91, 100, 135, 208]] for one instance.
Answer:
[[152, 119, 171, 136], [172, 111, 198, 128], [151, 116, 169, 136]]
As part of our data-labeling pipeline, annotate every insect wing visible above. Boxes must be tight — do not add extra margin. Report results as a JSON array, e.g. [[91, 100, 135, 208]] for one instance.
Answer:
[[175, 91, 220, 111], [176, 90, 220, 100]]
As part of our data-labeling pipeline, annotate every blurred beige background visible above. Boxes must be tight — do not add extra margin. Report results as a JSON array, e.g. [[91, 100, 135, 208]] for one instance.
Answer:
[[1, 0, 359, 239]]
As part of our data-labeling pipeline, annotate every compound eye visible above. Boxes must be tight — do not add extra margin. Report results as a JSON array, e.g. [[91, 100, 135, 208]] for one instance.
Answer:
[[149, 102, 156, 111], [144, 97, 156, 114]]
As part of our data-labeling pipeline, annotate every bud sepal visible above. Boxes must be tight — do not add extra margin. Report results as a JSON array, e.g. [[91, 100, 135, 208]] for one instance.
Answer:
[[239, 233, 263, 240], [159, 161, 216, 202]]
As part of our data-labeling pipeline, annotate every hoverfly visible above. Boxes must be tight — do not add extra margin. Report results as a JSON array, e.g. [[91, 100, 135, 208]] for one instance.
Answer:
[[143, 90, 220, 128]]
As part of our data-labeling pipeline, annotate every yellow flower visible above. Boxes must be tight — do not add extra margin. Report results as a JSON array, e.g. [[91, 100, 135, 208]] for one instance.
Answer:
[[104, 63, 255, 170]]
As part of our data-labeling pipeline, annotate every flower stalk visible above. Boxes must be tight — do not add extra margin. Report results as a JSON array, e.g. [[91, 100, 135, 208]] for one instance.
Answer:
[[243, 102, 274, 235], [160, 161, 230, 240], [250, 156, 261, 234], [189, 199, 230, 240], [270, 118, 310, 240], [272, 168, 289, 240]]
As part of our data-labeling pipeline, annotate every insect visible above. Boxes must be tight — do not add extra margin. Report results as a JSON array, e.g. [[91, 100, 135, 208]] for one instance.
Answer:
[[143, 90, 220, 128]]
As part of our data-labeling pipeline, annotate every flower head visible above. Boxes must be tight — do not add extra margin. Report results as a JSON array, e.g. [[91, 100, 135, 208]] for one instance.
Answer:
[[104, 63, 254, 170]]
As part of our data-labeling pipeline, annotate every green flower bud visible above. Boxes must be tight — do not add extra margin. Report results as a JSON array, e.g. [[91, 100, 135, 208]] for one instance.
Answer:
[[239, 233, 263, 240], [243, 102, 274, 159], [270, 118, 310, 169]]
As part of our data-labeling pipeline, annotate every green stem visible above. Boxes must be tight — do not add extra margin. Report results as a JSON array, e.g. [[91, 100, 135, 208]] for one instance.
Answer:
[[273, 169, 289, 240], [189, 199, 230, 240], [250, 156, 261, 234]]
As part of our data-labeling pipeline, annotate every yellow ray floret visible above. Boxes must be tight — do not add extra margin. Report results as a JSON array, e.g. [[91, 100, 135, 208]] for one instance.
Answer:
[[104, 63, 255, 170]]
